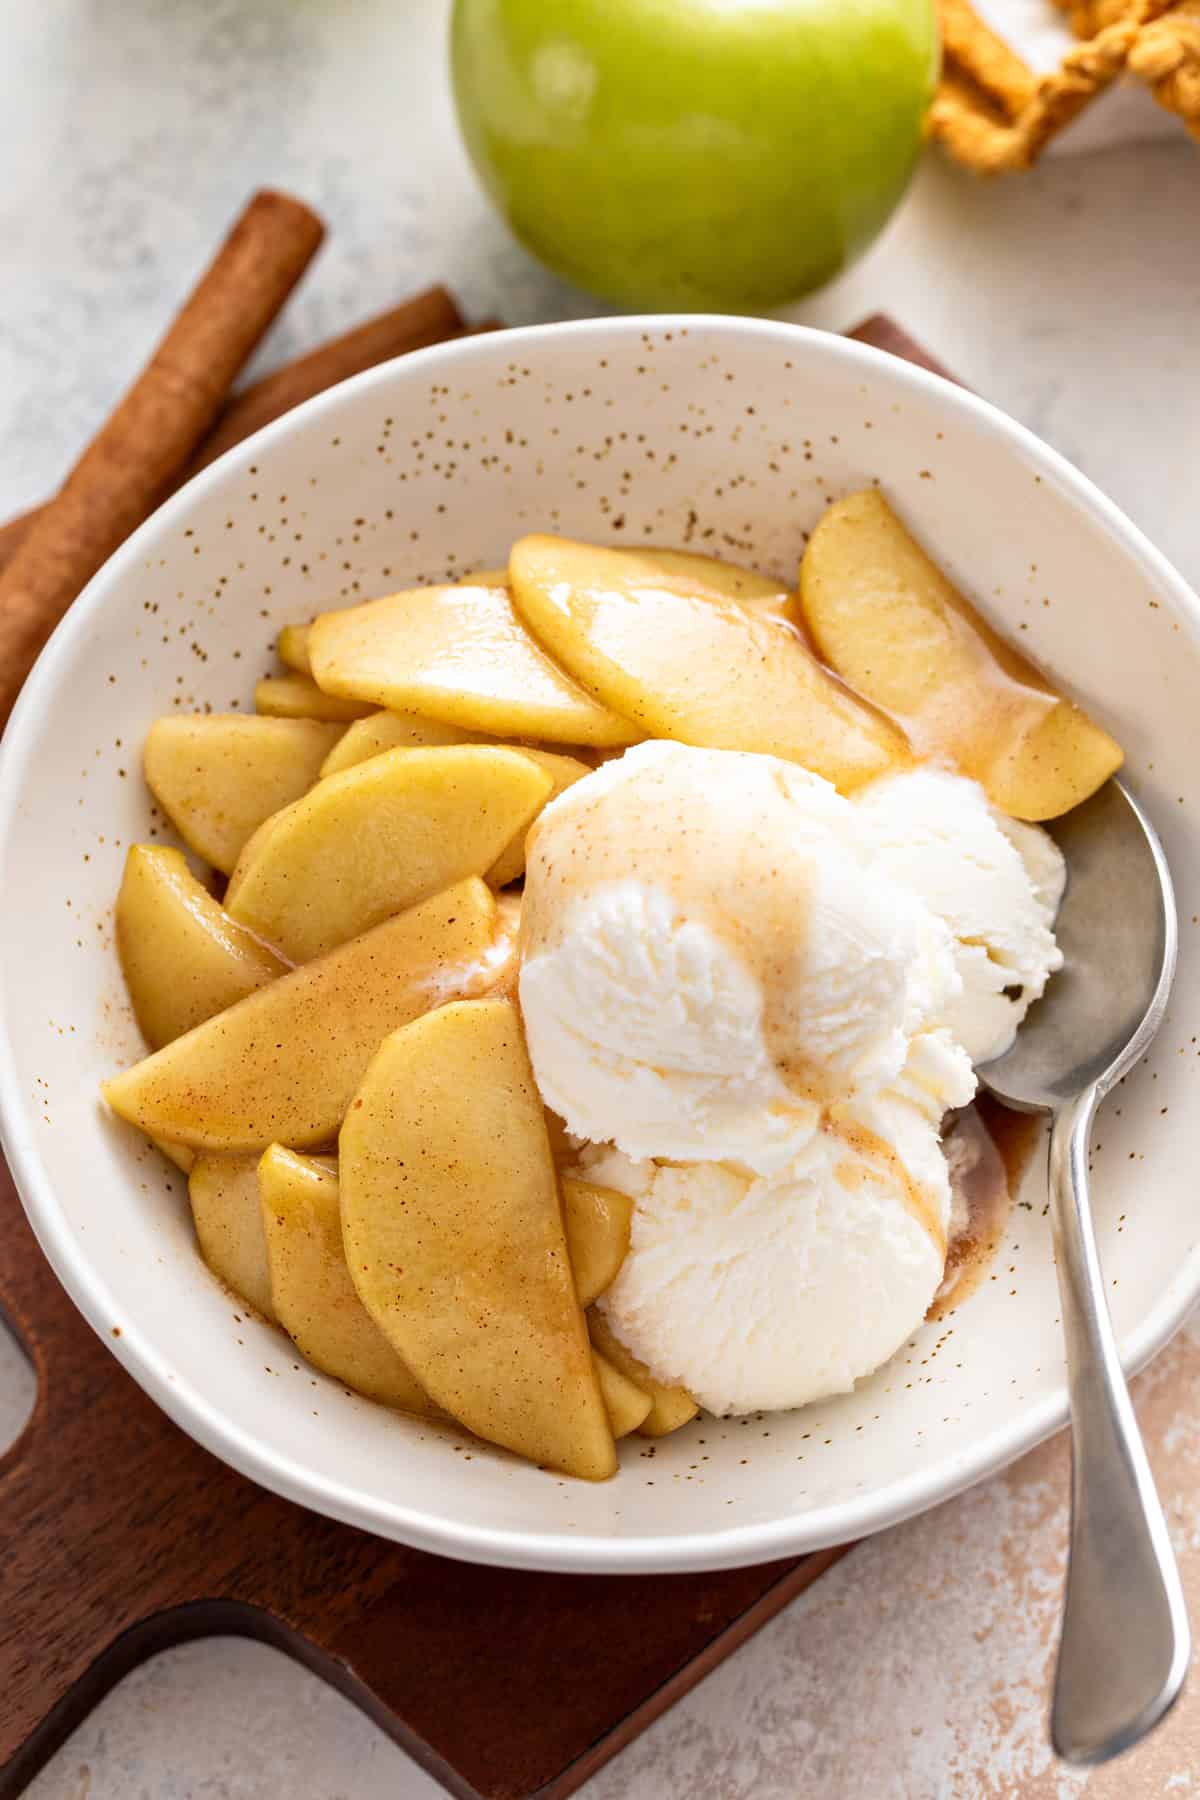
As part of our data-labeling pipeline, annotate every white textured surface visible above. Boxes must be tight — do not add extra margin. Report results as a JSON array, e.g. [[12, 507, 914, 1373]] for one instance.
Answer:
[[3, 1, 1200, 1795]]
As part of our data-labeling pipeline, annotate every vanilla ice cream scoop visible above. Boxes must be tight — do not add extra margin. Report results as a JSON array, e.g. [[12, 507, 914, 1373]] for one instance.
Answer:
[[854, 767, 1066, 1064], [519, 742, 963, 1174], [580, 1082, 951, 1414], [517, 742, 1064, 1420]]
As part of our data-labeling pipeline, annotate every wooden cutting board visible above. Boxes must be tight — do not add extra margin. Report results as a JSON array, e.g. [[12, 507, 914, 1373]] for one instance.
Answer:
[[0, 314, 953, 1800]]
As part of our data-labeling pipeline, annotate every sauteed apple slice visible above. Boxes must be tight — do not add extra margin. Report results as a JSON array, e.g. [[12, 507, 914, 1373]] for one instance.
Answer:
[[103, 880, 498, 1153], [561, 1177, 633, 1308], [189, 1154, 276, 1321], [632, 546, 792, 618], [341, 996, 617, 1481], [254, 672, 373, 723], [258, 1145, 438, 1415], [799, 490, 1123, 820], [320, 735, 587, 886], [144, 715, 343, 875], [116, 846, 285, 1049], [592, 1350, 653, 1438], [156, 1139, 195, 1174], [319, 710, 476, 776], [225, 746, 551, 962], [308, 580, 640, 748], [588, 1310, 699, 1438], [278, 570, 510, 689], [276, 624, 313, 675], [487, 748, 591, 887], [508, 535, 907, 790]]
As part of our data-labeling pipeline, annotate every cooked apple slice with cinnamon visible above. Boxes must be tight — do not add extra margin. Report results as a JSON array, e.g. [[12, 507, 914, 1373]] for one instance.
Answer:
[[487, 748, 591, 887], [144, 715, 344, 875], [637, 547, 792, 618], [508, 535, 906, 790], [320, 735, 587, 886], [340, 996, 617, 1481], [562, 1177, 633, 1307], [276, 624, 313, 675], [319, 710, 477, 777], [588, 1310, 699, 1438], [308, 581, 640, 747], [592, 1349, 652, 1438], [258, 1145, 437, 1415], [456, 568, 509, 586], [798, 490, 1123, 820], [116, 846, 286, 1049], [255, 672, 374, 723], [189, 1154, 276, 1321], [102, 879, 497, 1152], [225, 746, 552, 962], [155, 1138, 195, 1174]]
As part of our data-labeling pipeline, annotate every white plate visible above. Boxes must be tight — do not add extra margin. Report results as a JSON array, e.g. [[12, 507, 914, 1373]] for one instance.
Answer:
[[2, 317, 1198, 1573]]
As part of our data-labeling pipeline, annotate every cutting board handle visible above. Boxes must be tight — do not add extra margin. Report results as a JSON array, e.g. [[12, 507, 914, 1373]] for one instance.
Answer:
[[0, 1155, 840, 1800]]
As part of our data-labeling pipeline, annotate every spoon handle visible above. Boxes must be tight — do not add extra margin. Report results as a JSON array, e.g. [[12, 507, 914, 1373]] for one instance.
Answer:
[[1048, 1085, 1190, 1763]]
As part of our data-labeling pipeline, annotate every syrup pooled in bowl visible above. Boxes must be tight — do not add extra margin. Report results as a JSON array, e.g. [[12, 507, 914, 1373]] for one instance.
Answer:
[[931, 1098, 1043, 1320]]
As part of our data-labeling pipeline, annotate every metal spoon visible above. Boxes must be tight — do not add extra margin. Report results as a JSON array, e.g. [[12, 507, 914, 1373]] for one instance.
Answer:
[[980, 777, 1188, 1763]]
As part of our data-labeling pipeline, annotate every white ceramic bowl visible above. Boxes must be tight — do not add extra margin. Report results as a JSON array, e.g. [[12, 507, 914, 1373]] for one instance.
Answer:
[[2, 318, 1199, 1574]]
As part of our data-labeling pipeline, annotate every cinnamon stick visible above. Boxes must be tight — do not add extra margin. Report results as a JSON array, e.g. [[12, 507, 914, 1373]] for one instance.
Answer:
[[0, 290, 482, 580], [0, 508, 41, 571], [0, 189, 324, 724]]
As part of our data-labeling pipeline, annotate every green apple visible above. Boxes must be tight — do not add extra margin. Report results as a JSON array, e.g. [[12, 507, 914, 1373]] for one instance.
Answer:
[[450, 0, 938, 310]]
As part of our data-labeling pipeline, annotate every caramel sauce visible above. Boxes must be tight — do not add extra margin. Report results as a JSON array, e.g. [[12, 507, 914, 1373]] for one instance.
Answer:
[[928, 1095, 1043, 1319]]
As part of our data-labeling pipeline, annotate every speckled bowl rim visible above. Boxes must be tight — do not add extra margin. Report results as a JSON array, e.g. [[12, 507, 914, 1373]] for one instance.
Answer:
[[3, 315, 1200, 1574]]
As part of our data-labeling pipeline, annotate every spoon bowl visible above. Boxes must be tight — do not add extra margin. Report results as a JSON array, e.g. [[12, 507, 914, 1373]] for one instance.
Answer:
[[981, 778, 1188, 1765], [985, 779, 1177, 1112]]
